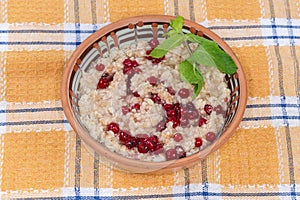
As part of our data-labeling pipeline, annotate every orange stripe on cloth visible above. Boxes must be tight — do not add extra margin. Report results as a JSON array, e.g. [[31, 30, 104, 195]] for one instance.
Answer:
[[108, 0, 165, 22], [206, 0, 261, 20], [2, 131, 65, 191], [5, 50, 64, 102], [219, 127, 280, 185], [7, 0, 64, 23]]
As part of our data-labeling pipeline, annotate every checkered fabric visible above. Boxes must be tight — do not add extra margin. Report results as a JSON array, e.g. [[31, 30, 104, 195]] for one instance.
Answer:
[[0, 0, 299, 199]]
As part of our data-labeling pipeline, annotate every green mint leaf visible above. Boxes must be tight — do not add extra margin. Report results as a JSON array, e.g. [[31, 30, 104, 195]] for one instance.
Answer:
[[170, 16, 184, 33], [149, 33, 185, 58], [186, 33, 237, 74], [179, 60, 204, 97], [166, 29, 178, 37], [187, 45, 216, 67]]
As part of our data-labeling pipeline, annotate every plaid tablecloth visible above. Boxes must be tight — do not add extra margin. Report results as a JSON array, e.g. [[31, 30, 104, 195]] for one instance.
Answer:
[[0, 0, 299, 199]]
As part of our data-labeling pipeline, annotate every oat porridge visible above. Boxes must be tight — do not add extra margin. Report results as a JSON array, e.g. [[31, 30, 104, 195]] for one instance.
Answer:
[[78, 40, 230, 162]]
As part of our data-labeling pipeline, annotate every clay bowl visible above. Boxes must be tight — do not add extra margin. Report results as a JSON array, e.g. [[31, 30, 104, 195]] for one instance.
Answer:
[[61, 15, 247, 173]]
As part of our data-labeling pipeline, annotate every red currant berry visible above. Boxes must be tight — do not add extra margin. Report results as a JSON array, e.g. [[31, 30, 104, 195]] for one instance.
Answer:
[[198, 117, 207, 127], [133, 91, 140, 97], [163, 103, 173, 111], [167, 109, 177, 117], [97, 77, 109, 89], [205, 132, 216, 142], [168, 117, 180, 128], [150, 93, 161, 104], [148, 76, 157, 86], [180, 107, 189, 118], [137, 142, 149, 153], [95, 63, 105, 71], [178, 88, 190, 98], [145, 49, 152, 55], [148, 135, 159, 144], [188, 110, 199, 120], [179, 118, 189, 127], [149, 38, 159, 49], [125, 137, 138, 149], [123, 65, 133, 74], [195, 137, 203, 147], [132, 103, 141, 111], [121, 106, 130, 115], [119, 131, 131, 143], [173, 133, 183, 142], [165, 149, 177, 160], [131, 60, 139, 67], [156, 121, 166, 132], [145, 140, 156, 152], [186, 102, 195, 110], [107, 122, 120, 134], [122, 58, 133, 67], [204, 104, 213, 115]]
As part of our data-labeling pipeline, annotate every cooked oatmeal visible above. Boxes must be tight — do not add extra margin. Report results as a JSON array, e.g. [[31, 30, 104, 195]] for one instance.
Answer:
[[78, 40, 230, 162]]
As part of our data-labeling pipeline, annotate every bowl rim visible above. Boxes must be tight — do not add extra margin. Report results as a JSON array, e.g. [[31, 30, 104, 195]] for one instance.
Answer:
[[61, 15, 247, 173]]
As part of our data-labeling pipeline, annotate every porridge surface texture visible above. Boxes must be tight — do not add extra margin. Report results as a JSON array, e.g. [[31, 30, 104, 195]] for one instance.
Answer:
[[78, 40, 230, 162]]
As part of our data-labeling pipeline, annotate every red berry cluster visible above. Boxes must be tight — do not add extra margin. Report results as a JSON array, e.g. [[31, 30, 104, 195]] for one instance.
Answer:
[[122, 58, 139, 75], [154, 100, 203, 131], [155, 102, 182, 131], [107, 122, 164, 154], [180, 102, 200, 127]]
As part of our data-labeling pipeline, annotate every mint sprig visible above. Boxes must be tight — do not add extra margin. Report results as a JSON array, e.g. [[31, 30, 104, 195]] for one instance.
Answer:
[[149, 16, 238, 98]]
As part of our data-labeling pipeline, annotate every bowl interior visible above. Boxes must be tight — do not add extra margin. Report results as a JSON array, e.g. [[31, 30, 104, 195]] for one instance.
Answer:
[[61, 15, 247, 173]]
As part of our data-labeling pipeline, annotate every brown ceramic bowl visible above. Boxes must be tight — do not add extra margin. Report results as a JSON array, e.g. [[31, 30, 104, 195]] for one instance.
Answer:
[[61, 15, 247, 173]]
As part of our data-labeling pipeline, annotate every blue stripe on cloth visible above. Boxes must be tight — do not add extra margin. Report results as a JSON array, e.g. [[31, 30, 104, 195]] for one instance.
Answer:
[[0, 36, 299, 46], [0, 120, 69, 126], [0, 29, 96, 34], [242, 116, 300, 121], [18, 191, 300, 199], [246, 103, 299, 108], [75, 23, 81, 47], [270, 18, 279, 45], [209, 24, 300, 30], [223, 35, 300, 41], [0, 41, 78, 45], [0, 107, 63, 113]]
